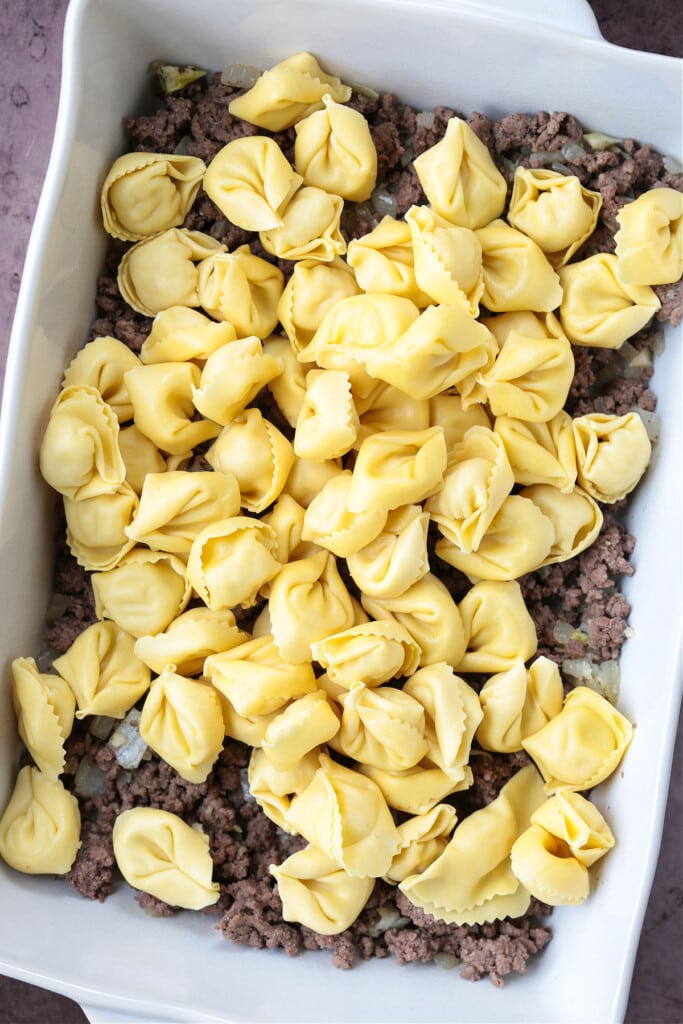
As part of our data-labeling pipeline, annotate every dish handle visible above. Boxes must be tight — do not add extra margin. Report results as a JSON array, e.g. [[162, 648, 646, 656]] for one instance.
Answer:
[[448, 0, 602, 38]]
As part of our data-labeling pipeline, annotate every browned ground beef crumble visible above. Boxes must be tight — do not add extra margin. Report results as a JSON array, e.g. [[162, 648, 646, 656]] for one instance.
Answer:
[[37, 69, 682, 986]]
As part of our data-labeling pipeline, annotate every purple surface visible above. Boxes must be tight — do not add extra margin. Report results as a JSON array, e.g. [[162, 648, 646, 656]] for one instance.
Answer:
[[0, 1, 681, 1022]]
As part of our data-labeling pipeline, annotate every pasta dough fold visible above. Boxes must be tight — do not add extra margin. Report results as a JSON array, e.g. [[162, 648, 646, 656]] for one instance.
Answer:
[[12, 658, 76, 779], [91, 549, 191, 639], [139, 668, 225, 783], [197, 245, 284, 338], [294, 93, 377, 202], [202, 135, 303, 231], [139, 306, 237, 364], [412, 117, 507, 229], [191, 336, 283, 426], [457, 580, 537, 673], [271, 843, 375, 935], [118, 228, 224, 316], [0, 767, 80, 875], [125, 470, 241, 553], [615, 187, 683, 286], [476, 657, 565, 753], [134, 607, 247, 677], [206, 408, 295, 513], [204, 635, 317, 717], [228, 52, 352, 132], [125, 362, 221, 455], [301, 470, 387, 558], [507, 168, 602, 267], [101, 152, 206, 241], [260, 185, 346, 262], [310, 618, 420, 688], [186, 515, 281, 609], [346, 427, 447, 515], [113, 807, 219, 909], [347, 504, 430, 599], [330, 681, 428, 772], [476, 220, 563, 313], [522, 686, 633, 792], [63, 336, 140, 422], [572, 412, 652, 503]]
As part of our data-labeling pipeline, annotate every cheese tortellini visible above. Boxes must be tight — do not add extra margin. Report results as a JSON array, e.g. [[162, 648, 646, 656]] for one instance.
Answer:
[[118, 228, 224, 317], [101, 152, 206, 242], [614, 187, 683, 286], [139, 667, 225, 783], [113, 807, 219, 909], [507, 167, 602, 267], [203, 135, 303, 232], [412, 116, 507, 229], [572, 412, 652, 503], [12, 658, 76, 779], [0, 767, 81, 875], [294, 93, 377, 202], [271, 844, 375, 935], [228, 52, 352, 132]]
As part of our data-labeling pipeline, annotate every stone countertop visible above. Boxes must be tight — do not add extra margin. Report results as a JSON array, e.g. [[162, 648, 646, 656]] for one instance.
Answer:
[[0, 1, 681, 1022]]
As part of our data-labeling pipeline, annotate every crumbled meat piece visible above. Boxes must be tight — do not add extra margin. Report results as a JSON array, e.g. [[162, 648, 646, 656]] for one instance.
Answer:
[[655, 279, 683, 327], [65, 821, 116, 901]]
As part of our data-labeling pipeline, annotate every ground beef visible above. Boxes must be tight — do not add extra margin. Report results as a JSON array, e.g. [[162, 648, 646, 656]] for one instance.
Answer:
[[35, 66, 683, 988]]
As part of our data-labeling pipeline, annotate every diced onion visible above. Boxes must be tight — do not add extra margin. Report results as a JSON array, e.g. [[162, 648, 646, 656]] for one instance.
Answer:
[[562, 658, 620, 703], [416, 110, 435, 130], [220, 63, 262, 88], [108, 709, 149, 770], [632, 407, 660, 442], [74, 757, 108, 798], [367, 904, 411, 937]]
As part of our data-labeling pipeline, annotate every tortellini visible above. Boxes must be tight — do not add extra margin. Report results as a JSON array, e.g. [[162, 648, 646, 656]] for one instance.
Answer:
[[191, 336, 283, 426], [402, 664, 483, 778], [361, 573, 467, 670], [346, 427, 447, 515], [133, 607, 247, 676], [310, 618, 420, 688], [64, 483, 138, 571], [91, 549, 191, 638], [118, 228, 224, 317], [12, 658, 76, 779], [271, 844, 375, 935], [0, 767, 80, 875], [277, 258, 360, 353], [355, 383, 430, 447], [203, 135, 303, 231], [63, 336, 140, 422], [259, 185, 346, 262], [384, 804, 457, 884], [52, 620, 151, 719], [405, 204, 484, 312], [507, 167, 602, 267], [263, 333, 314, 427], [139, 305, 237, 364], [572, 412, 652, 503], [261, 690, 340, 771], [558, 253, 661, 348], [494, 411, 577, 492], [522, 685, 634, 793], [412, 116, 507, 229], [510, 793, 615, 906], [268, 550, 355, 663], [520, 484, 603, 566], [287, 751, 400, 878], [346, 216, 431, 305], [125, 470, 241, 553], [186, 516, 281, 609], [294, 369, 359, 461], [329, 681, 428, 772], [197, 245, 284, 338], [124, 362, 221, 455], [398, 764, 546, 926], [101, 152, 206, 241], [294, 94, 377, 202], [362, 759, 472, 817], [476, 220, 563, 313], [347, 504, 430, 599], [614, 187, 683, 286], [425, 425, 514, 553], [39, 385, 125, 501], [477, 311, 575, 422], [476, 657, 565, 753], [228, 51, 352, 132], [435, 493, 555, 582], [301, 470, 387, 558], [206, 408, 295, 513], [248, 747, 320, 828], [204, 635, 317, 717], [113, 807, 219, 910], [139, 668, 225, 783], [457, 580, 537, 673]]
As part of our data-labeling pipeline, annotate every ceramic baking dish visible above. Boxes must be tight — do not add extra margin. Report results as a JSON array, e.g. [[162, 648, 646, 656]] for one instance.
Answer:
[[0, 1, 681, 1021]]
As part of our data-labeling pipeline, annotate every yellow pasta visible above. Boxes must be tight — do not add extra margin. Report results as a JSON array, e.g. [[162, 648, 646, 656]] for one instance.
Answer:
[[228, 52, 352, 131], [294, 93, 377, 202], [558, 252, 661, 348], [196, 244, 284, 337], [186, 515, 281, 609], [101, 152, 206, 241], [203, 135, 303, 231], [11, 658, 76, 779], [615, 187, 683, 285], [118, 228, 224, 316], [572, 411, 652, 503], [113, 807, 219, 909], [206, 407, 295, 513], [412, 116, 507, 229], [271, 844, 375, 935], [0, 767, 81, 875], [124, 361, 220, 455], [507, 167, 602, 267]]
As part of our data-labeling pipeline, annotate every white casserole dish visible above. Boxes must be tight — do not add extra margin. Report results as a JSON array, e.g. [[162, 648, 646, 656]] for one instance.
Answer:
[[0, 1, 681, 1021]]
